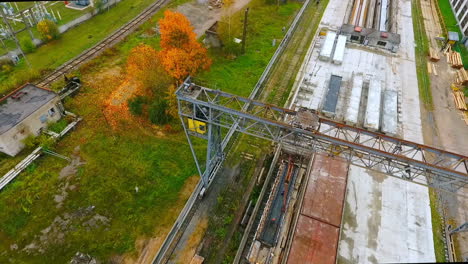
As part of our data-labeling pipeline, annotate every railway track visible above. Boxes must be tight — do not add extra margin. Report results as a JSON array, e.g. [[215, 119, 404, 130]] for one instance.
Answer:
[[35, 0, 169, 88]]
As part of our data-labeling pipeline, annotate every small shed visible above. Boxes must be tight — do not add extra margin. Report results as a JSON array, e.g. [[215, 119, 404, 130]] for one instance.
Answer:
[[448, 31, 460, 45], [0, 84, 64, 156]]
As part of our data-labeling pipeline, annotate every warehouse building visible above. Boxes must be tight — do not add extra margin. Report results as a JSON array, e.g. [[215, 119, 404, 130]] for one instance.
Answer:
[[449, 0, 468, 36], [0, 84, 64, 156]]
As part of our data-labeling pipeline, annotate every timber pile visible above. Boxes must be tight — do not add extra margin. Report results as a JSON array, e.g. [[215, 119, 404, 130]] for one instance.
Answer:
[[455, 68, 468, 85], [429, 47, 440, 62], [453, 90, 467, 110], [449, 51, 463, 68], [464, 112, 468, 125], [443, 45, 464, 68]]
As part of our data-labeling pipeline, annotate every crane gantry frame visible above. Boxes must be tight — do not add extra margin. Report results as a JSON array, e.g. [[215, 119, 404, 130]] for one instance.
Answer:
[[176, 78, 468, 194]]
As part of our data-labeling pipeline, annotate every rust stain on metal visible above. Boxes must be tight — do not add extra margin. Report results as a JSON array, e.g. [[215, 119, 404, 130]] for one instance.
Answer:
[[301, 153, 348, 227], [286, 215, 340, 264]]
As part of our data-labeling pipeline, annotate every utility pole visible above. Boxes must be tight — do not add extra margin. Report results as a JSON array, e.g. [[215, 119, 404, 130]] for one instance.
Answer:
[[0, 7, 31, 68], [241, 7, 249, 54]]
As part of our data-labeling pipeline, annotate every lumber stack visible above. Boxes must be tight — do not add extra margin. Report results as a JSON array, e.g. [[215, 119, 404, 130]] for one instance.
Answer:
[[455, 68, 468, 85], [429, 47, 440, 62], [449, 51, 463, 68], [453, 90, 467, 111]]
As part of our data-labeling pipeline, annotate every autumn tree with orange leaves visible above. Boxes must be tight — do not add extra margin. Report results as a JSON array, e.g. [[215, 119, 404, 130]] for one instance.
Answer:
[[158, 10, 212, 82], [126, 44, 171, 96]]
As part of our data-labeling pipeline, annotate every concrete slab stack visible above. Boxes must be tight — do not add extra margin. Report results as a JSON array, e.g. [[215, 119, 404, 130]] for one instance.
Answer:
[[381, 90, 398, 135], [364, 78, 382, 130], [319, 31, 337, 61], [344, 74, 364, 125], [332, 35, 347, 65]]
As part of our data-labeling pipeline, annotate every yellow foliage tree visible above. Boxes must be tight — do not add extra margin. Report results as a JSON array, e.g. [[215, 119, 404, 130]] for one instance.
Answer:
[[126, 44, 171, 96], [158, 10, 212, 83], [37, 19, 59, 41]]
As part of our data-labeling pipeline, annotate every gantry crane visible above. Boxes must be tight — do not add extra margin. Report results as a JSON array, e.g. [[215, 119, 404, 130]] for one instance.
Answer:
[[176, 77, 468, 194]]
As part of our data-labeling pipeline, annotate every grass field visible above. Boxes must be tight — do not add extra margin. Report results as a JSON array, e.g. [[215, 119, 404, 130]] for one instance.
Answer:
[[437, 0, 468, 68], [412, 0, 433, 109], [0, 0, 302, 262], [195, 1, 302, 97], [429, 189, 448, 262], [0, 0, 165, 96]]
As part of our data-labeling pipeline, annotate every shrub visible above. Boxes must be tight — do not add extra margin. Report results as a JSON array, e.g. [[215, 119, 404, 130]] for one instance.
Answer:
[[48, 119, 68, 133], [128, 96, 146, 116], [20, 38, 36, 53], [37, 19, 59, 41], [149, 99, 171, 125]]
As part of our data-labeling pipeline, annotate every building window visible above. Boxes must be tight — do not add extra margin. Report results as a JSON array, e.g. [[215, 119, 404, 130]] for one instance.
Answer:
[[49, 107, 56, 117], [377, 41, 387, 46], [40, 114, 48, 124], [351, 35, 360, 41]]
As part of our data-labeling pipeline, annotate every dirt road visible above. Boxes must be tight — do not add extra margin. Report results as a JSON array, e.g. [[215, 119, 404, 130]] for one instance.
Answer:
[[419, 0, 468, 261]]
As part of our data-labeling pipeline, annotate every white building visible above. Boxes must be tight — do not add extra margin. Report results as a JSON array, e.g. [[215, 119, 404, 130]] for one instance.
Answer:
[[0, 84, 64, 156], [449, 0, 468, 36]]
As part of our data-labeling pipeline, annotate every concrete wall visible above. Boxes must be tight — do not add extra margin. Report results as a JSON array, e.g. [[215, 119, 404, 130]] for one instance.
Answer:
[[0, 97, 63, 156]]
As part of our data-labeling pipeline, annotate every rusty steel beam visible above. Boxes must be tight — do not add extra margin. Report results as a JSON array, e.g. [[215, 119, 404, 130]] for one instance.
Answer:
[[176, 80, 468, 193]]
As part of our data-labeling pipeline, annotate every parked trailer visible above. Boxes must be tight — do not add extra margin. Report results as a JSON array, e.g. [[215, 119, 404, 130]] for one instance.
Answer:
[[344, 74, 364, 125], [319, 31, 337, 61], [322, 75, 343, 117], [332, 35, 347, 65], [381, 90, 398, 135], [364, 79, 382, 131]]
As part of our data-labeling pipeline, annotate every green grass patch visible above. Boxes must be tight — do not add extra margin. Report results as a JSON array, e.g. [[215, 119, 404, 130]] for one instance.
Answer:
[[47, 119, 69, 134], [0, 0, 165, 95], [196, 1, 301, 97], [412, 0, 433, 109], [429, 189, 447, 262], [437, 0, 468, 68], [0, 0, 301, 262]]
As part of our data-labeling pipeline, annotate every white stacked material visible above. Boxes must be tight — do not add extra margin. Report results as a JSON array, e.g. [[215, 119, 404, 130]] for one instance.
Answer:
[[332, 35, 347, 65], [381, 90, 398, 135], [379, 0, 389, 32], [344, 75, 364, 125], [364, 79, 382, 131], [319, 31, 337, 61]]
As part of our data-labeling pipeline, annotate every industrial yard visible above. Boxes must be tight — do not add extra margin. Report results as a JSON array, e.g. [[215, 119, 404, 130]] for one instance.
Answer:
[[0, 0, 467, 263]]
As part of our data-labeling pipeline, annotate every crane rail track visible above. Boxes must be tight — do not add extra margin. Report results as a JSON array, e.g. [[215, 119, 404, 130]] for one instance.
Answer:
[[35, 0, 169, 87]]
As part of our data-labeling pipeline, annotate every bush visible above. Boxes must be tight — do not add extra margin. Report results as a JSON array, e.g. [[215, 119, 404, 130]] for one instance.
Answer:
[[149, 99, 171, 125], [37, 19, 59, 41], [20, 38, 36, 53], [128, 96, 146, 116], [48, 119, 68, 133]]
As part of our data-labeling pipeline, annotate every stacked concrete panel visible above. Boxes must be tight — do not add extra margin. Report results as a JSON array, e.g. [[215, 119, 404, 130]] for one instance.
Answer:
[[344, 74, 364, 125], [364, 79, 382, 131], [332, 35, 347, 65], [319, 31, 337, 61], [381, 90, 398, 135]]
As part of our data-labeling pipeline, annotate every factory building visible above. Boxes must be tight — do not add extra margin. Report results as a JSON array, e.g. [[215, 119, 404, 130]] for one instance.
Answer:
[[449, 0, 468, 37]]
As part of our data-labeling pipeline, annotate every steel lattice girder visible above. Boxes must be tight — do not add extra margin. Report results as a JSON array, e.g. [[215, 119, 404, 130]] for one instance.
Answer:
[[176, 82, 468, 193]]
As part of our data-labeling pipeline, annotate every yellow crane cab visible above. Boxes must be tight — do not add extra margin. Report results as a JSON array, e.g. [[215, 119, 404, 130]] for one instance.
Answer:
[[188, 118, 207, 134]]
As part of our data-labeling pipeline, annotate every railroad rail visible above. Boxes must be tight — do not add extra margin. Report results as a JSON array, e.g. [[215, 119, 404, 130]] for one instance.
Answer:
[[35, 0, 169, 87]]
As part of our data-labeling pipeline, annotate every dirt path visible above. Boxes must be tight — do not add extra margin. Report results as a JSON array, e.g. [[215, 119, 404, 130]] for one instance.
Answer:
[[418, 0, 468, 261]]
